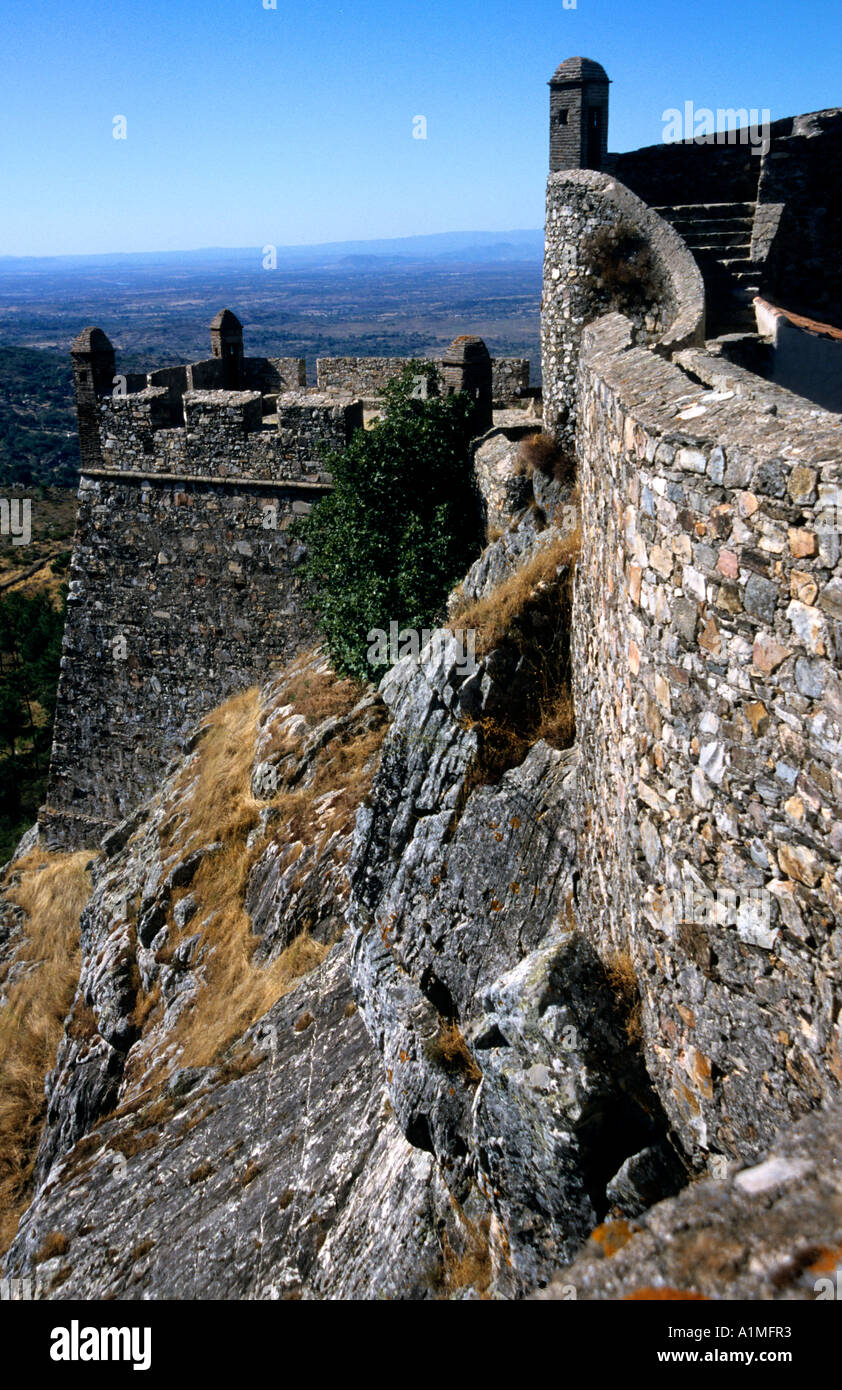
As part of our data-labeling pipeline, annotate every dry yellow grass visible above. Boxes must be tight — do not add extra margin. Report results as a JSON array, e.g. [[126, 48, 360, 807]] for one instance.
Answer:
[[449, 530, 581, 657], [0, 847, 94, 1253], [424, 1021, 482, 1084], [160, 687, 260, 855], [537, 688, 576, 749], [452, 532, 580, 786], [605, 950, 643, 1045], [441, 1211, 493, 1298], [146, 675, 386, 1071], [514, 431, 576, 485], [277, 664, 362, 728]]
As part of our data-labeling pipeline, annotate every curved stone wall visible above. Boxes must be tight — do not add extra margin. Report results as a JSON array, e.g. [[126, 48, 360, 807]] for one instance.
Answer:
[[571, 309, 842, 1164], [541, 169, 704, 445]]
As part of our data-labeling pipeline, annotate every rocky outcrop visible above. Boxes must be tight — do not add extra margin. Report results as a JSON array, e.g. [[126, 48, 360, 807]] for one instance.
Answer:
[[348, 521, 686, 1294], [537, 1099, 842, 1300], [5, 938, 458, 1301]]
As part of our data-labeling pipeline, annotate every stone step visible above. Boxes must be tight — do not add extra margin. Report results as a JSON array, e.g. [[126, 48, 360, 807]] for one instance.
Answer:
[[656, 201, 756, 219], [666, 217, 754, 234], [691, 241, 752, 255], [673, 228, 753, 247]]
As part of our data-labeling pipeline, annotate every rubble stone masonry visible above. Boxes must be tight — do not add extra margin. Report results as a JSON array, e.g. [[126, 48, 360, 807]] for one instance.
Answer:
[[572, 310, 842, 1162]]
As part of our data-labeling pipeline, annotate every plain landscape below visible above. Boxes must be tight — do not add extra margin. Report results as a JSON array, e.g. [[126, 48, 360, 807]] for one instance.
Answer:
[[0, 235, 542, 489]]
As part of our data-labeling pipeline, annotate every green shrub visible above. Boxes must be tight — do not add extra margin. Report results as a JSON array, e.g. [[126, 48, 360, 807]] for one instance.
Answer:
[[300, 362, 484, 681], [0, 588, 66, 861]]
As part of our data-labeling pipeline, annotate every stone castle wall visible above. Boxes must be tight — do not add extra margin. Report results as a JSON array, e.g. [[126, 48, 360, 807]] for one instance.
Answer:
[[41, 472, 322, 848], [567, 309, 842, 1164], [41, 353, 349, 847], [541, 170, 704, 447], [101, 387, 355, 482], [316, 355, 530, 405]]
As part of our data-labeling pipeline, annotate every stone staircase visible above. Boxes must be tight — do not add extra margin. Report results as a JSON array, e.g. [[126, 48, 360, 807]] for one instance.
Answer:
[[654, 202, 760, 336]]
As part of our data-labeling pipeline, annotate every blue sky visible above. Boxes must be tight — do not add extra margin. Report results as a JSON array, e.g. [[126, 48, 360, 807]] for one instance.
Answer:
[[0, 0, 839, 256]]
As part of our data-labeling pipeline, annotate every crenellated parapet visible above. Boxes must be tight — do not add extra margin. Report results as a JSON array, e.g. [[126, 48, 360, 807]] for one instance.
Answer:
[[49, 312, 515, 849], [97, 384, 360, 483]]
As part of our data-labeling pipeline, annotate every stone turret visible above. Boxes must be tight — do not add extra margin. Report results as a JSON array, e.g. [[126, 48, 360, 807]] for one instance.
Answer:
[[210, 308, 244, 388], [549, 57, 610, 172], [441, 335, 493, 433], [70, 326, 116, 471]]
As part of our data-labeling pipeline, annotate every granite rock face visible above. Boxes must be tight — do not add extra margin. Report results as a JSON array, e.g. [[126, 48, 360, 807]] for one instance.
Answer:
[[5, 654, 476, 1300], [5, 938, 455, 1301], [348, 549, 682, 1293]]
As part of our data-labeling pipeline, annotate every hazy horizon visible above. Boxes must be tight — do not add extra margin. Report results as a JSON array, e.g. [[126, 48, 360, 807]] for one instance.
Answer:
[[0, 227, 545, 268]]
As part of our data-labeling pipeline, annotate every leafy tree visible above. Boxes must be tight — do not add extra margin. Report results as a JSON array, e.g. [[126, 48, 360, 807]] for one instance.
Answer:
[[300, 362, 484, 680], [0, 682, 25, 758], [0, 587, 66, 860]]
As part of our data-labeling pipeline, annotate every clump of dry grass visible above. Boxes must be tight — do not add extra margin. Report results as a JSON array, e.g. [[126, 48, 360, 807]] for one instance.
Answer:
[[277, 663, 362, 728], [0, 849, 94, 1254], [441, 1212, 493, 1297], [537, 688, 576, 749], [35, 1229, 70, 1263], [449, 531, 580, 658], [424, 1021, 482, 1085], [160, 687, 260, 855], [450, 533, 580, 787], [604, 950, 643, 1045], [515, 432, 576, 485], [188, 1160, 215, 1185], [239, 1160, 261, 1188], [582, 219, 665, 316]]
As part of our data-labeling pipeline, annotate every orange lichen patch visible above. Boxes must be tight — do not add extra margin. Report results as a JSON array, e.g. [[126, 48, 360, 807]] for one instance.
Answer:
[[686, 1046, 714, 1101], [624, 1288, 708, 1301], [590, 1219, 638, 1258], [676, 1079, 702, 1118], [807, 1247, 842, 1276]]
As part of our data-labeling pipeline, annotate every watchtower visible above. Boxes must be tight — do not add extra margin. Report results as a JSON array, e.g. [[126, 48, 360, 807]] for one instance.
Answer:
[[210, 308, 244, 388], [441, 335, 493, 433], [549, 57, 610, 173], [70, 326, 116, 471]]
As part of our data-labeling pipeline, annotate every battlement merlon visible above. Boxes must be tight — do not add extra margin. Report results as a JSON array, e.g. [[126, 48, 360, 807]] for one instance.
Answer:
[[97, 384, 362, 483], [71, 312, 310, 477]]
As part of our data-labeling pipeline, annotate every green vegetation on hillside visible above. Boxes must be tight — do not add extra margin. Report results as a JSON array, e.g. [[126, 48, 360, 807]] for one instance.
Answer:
[[0, 348, 79, 487], [0, 590, 66, 862], [300, 362, 485, 681]]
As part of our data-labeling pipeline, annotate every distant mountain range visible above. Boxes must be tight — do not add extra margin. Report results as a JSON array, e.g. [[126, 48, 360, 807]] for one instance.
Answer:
[[0, 230, 544, 274]]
